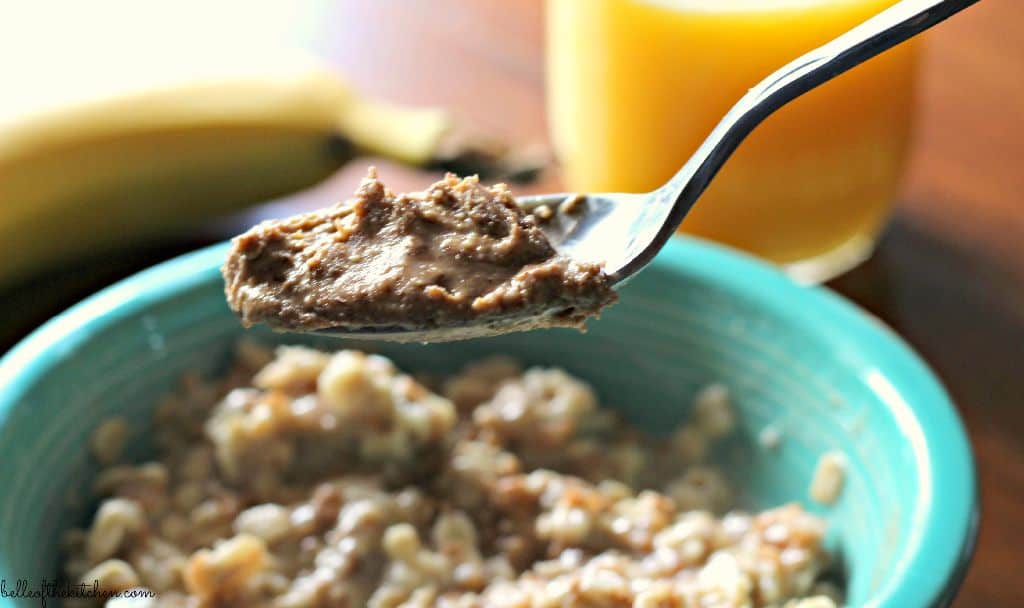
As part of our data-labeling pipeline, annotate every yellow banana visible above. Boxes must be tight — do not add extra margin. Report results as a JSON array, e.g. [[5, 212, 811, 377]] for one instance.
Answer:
[[0, 47, 514, 286]]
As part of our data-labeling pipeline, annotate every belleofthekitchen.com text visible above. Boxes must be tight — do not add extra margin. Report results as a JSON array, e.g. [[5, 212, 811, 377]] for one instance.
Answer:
[[0, 579, 155, 607]]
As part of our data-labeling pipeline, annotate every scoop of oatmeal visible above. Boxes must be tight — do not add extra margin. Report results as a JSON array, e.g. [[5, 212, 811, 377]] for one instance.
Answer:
[[222, 170, 617, 340]]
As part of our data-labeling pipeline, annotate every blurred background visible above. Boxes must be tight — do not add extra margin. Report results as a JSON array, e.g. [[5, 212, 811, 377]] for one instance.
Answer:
[[0, 1, 1021, 604]]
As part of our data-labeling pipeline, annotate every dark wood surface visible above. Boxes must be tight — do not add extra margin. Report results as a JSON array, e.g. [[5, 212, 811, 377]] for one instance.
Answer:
[[2, 1, 1021, 605]]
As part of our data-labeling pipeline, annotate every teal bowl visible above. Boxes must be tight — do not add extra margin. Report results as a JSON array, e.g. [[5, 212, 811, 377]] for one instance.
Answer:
[[0, 238, 976, 607]]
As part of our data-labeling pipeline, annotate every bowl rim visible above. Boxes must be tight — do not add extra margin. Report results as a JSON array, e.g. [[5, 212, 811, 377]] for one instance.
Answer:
[[0, 237, 978, 607]]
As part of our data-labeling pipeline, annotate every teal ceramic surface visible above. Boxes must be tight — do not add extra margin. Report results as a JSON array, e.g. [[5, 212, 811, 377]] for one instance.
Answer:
[[0, 238, 976, 607]]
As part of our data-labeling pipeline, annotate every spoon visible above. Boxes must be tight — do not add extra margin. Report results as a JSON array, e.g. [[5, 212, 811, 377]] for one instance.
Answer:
[[322, 0, 979, 342]]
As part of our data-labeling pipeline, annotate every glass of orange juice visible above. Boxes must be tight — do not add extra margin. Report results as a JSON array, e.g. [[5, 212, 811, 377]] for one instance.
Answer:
[[546, 0, 919, 282]]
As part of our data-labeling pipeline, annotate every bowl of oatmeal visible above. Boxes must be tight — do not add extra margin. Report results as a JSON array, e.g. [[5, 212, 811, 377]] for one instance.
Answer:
[[0, 237, 976, 607]]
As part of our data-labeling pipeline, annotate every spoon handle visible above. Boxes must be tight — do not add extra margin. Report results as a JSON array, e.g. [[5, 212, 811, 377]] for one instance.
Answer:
[[653, 0, 980, 243]]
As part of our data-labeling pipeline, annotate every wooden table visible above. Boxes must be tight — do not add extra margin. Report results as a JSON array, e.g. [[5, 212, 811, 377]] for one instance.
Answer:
[[2, 1, 1021, 605]]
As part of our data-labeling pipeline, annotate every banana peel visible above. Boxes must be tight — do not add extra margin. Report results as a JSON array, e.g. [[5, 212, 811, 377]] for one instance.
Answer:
[[0, 47, 538, 286]]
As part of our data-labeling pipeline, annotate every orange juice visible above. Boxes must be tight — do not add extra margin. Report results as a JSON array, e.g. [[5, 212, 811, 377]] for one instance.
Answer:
[[546, 0, 919, 280]]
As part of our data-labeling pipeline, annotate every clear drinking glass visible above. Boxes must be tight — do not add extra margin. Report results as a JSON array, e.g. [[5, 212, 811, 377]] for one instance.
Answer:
[[546, 0, 920, 282]]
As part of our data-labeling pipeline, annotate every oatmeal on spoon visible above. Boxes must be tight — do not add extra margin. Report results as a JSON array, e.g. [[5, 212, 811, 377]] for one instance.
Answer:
[[223, 170, 617, 342]]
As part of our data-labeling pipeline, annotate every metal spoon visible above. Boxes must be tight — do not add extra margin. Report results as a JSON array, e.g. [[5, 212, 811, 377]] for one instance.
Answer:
[[322, 0, 979, 342]]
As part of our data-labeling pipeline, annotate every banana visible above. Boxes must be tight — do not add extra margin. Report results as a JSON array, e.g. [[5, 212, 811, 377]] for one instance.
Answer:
[[0, 47, 523, 286]]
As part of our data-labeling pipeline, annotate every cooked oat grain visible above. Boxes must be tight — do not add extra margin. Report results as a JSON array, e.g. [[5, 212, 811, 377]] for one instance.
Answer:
[[809, 451, 847, 506]]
